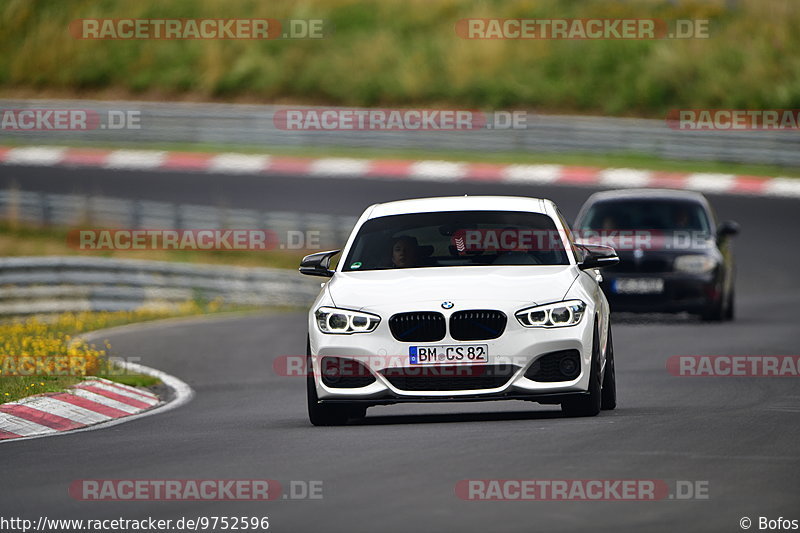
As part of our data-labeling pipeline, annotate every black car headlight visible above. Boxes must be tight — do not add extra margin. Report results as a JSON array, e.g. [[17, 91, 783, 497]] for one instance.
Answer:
[[315, 307, 380, 334], [515, 300, 586, 328], [674, 255, 716, 274]]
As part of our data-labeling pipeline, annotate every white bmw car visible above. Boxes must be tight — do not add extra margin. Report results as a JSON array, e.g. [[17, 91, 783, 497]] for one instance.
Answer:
[[300, 196, 619, 425]]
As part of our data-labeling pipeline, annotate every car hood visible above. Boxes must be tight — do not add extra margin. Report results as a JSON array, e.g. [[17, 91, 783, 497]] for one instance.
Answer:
[[327, 266, 578, 310]]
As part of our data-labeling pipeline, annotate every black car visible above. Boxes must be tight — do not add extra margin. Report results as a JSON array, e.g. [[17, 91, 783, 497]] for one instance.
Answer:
[[573, 189, 739, 321]]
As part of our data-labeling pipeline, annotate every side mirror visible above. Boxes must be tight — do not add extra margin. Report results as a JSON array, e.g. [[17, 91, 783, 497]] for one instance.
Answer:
[[299, 250, 341, 277], [717, 220, 739, 239], [576, 243, 619, 270]]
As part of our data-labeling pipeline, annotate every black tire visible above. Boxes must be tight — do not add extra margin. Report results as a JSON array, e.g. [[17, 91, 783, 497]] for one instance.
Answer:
[[306, 337, 367, 426], [724, 286, 735, 321], [348, 405, 368, 420], [601, 326, 616, 411], [306, 337, 349, 426], [700, 294, 725, 322], [307, 372, 350, 426], [561, 322, 602, 417]]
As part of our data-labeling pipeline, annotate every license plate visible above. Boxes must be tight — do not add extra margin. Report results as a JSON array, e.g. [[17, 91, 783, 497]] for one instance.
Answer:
[[409, 344, 488, 365], [613, 278, 665, 294]]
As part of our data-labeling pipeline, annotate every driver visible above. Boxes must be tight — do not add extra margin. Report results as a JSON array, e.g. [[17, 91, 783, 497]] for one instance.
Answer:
[[391, 236, 420, 268], [674, 206, 693, 229]]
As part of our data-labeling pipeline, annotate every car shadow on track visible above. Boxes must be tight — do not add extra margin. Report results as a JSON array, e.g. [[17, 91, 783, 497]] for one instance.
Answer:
[[612, 312, 698, 325], [350, 408, 569, 426]]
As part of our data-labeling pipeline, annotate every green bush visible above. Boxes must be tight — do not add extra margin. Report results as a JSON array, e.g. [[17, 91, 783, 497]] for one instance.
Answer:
[[1, 0, 797, 116]]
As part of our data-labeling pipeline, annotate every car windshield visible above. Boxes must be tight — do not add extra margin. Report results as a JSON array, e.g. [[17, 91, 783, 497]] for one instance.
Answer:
[[577, 199, 712, 235], [342, 210, 570, 271]]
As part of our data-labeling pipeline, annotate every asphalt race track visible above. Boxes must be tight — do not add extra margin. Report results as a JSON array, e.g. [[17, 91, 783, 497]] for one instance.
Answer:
[[2, 165, 799, 532]]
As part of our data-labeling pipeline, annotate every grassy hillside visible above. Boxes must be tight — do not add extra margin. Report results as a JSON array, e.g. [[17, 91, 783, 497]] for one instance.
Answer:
[[1, 0, 798, 116]]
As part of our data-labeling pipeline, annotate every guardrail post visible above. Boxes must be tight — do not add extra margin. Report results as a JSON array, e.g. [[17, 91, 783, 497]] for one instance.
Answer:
[[40, 192, 52, 226], [85, 195, 95, 226], [6, 187, 20, 228], [174, 202, 184, 230], [132, 200, 142, 229]]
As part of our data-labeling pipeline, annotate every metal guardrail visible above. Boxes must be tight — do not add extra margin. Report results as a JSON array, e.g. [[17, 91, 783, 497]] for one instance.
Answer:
[[0, 189, 357, 249], [0, 189, 345, 315], [2, 99, 799, 166], [0, 256, 322, 315]]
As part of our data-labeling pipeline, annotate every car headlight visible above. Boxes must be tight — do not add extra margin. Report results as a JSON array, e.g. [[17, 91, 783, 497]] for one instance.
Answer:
[[515, 300, 586, 328], [315, 307, 380, 334], [674, 255, 716, 274]]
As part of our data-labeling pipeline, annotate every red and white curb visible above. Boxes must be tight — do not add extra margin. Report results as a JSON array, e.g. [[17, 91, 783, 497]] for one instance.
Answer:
[[0, 361, 193, 443], [2, 145, 799, 199], [0, 377, 157, 440]]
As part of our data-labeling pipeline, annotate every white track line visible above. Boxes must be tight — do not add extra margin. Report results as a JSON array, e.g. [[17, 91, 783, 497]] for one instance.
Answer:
[[599, 168, 653, 188], [68, 388, 141, 413], [88, 378, 159, 401], [764, 178, 800, 198], [502, 164, 562, 184], [309, 158, 371, 176], [5, 146, 66, 165], [21, 396, 111, 424], [77, 380, 159, 405], [409, 160, 467, 181], [0, 413, 56, 437], [684, 173, 736, 193], [105, 150, 166, 170], [208, 153, 270, 173]]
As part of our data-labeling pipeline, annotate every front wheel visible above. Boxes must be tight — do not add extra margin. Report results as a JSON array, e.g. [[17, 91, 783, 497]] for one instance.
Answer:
[[601, 327, 616, 410], [700, 288, 726, 322], [307, 369, 351, 426], [306, 338, 366, 426], [724, 286, 735, 321], [561, 322, 602, 417]]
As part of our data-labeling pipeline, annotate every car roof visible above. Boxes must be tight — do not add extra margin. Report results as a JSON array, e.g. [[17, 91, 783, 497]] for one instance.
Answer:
[[366, 196, 551, 219], [584, 188, 709, 205]]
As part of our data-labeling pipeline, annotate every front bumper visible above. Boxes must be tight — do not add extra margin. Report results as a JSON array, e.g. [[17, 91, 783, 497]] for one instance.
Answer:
[[308, 309, 595, 404], [601, 272, 718, 313]]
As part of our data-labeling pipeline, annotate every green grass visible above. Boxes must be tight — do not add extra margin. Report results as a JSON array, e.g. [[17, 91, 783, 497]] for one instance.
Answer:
[[0, 222, 309, 269], [96, 369, 160, 388], [0, 303, 266, 403], [1, 0, 798, 117], [2, 376, 87, 403], [0, 368, 159, 403]]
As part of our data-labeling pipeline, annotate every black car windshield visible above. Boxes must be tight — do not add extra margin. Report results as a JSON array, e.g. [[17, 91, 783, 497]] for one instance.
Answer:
[[342, 210, 570, 271], [577, 199, 712, 235]]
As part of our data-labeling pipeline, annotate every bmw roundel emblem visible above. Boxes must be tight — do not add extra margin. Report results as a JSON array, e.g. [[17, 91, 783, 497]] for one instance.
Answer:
[[441, 301, 454, 309]]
